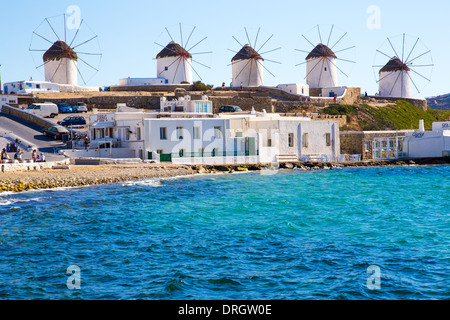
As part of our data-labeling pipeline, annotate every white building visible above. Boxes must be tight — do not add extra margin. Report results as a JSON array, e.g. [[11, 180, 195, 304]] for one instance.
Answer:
[[118, 77, 168, 86], [43, 40, 78, 86], [3, 80, 59, 94], [402, 120, 450, 158], [64, 102, 340, 165], [306, 43, 338, 89], [379, 57, 411, 98], [156, 41, 193, 85], [231, 44, 264, 87], [276, 83, 309, 96], [160, 95, 212, 113]]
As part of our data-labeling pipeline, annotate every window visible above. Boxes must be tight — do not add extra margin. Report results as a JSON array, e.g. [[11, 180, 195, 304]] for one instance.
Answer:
[[212, 148, 219, 157], [288, 133, 294, 147], [364, 141, 371, 152], [36, 84, 41, 89], [302, 133, 309, 148], [193, 126, 201, 139], [176, 126, 184, 140], [199, 148, 204, 157], [325, 133, 331, 146], [324, 67, 327, 71], [160, 127, 167, 140], [136, 127, 141, 140], [125, 128, 129, 140], [179, 149, 185, 157], [268, 138, 272, 147], [157, 149, 164, 154], [164, 66, 168, 71], [214, 126, 222, 139]]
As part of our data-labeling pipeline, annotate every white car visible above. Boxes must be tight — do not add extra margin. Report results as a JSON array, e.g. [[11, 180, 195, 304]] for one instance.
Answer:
[[73, 102, 88, 113]]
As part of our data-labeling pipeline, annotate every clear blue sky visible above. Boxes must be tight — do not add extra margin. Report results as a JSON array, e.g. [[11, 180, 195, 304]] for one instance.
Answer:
[[1, 0, 448, 98]]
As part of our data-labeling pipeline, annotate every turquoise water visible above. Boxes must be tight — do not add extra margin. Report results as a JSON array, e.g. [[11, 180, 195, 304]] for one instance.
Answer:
[[0, 165, 449, 300]]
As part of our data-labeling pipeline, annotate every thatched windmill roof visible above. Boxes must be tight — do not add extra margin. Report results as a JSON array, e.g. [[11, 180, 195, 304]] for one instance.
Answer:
[[231, 44, 264, 61], [380, 57, 410, 73], [156, 41, 192, 59], [43, 40, 78, 62], [306, 43, 337, 60]]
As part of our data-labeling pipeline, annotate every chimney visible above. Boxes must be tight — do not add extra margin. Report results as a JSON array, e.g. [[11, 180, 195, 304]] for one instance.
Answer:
[[418, 119, 425, 132]]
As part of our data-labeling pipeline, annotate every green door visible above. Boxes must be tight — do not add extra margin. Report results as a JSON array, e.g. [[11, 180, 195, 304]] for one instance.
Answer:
[[160, 153, 172, 162]]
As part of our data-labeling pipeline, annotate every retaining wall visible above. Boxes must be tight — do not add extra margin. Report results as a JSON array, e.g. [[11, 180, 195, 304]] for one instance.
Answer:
[[1, 104, 56, 130]]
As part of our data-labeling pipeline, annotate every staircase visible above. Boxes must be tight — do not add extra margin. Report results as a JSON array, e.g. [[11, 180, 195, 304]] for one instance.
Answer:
[[276, 154, 299, 163]]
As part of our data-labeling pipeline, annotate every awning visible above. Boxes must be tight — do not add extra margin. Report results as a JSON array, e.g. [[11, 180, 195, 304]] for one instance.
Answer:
[[91, 122, 114, 128]]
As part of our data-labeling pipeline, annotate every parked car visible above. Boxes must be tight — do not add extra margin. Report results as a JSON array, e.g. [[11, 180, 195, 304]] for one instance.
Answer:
[[43, 125, 70, 140], [219, 105, 243, 113], [57, 103, 73, 113], [57, 116, 87, 127], [72, 102, 88, 113], [26, 102, 59, 118]]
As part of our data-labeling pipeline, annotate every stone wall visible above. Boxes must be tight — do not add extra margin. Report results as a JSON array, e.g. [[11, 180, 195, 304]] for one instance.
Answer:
[[208, 96, 273, 113], [362, 96, 428, 111], [35, 95, 162, 110], [1, 104, 56, 130], [110, 84, 193, 92], [340, 130, 410, 160]]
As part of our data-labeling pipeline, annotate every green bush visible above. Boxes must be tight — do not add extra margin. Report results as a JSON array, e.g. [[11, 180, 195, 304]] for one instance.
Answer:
[[320, 105, 358, 115], [191, 81, 212, 91]]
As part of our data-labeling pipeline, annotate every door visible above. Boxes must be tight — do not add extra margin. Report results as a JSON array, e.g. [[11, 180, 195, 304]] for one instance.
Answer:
[[159, 153, 172, 162]]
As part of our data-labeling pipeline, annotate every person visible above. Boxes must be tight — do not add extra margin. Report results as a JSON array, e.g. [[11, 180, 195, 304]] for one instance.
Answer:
[[6, 143, 10, 152], [84, 135, 89, 150], [222, 82, 225, 90], [37, 153, 46, 162], [1, 148, 9, 162], [240, 82, 243, 91], [333, 93, 337, 102], [31, 149, 37, 162]]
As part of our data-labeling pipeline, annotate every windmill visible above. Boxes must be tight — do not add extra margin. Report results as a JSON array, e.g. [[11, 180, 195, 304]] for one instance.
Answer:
[[29, 13, 102, 86], [372, 33, 433, 98], [154, 23, 212, 85], [295, 24, 356, 89], [228, 27, 281, 87]]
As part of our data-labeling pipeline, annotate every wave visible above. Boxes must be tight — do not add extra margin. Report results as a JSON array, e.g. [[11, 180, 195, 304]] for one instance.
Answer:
[[121, 179, 163, 187]]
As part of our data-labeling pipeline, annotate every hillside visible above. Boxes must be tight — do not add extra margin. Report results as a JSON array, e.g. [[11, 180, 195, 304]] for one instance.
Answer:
[[320, 100, 450, 131], [426, 93, 450, 110]]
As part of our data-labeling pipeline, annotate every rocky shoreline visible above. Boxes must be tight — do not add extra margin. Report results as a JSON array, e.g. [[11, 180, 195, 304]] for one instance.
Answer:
[[0, 158, 449, 193]]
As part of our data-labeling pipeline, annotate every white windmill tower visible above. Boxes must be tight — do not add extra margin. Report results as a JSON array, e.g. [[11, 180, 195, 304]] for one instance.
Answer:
[[43, 40, 78, 85], [295, 25, 355, 90], [229, 27, 281, 87], [29, 14, 102, 87], [305, 43, 338, 88], [156, 41, 193, 84], [231, 44, 264, 87], [378, 57, 411, 98], [373, 34, 433, 98], [154, 23, 212, 85]]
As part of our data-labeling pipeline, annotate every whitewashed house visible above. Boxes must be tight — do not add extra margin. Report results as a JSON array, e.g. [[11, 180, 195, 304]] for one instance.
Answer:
[[276, 83, 309, 96], [64, 99, 340, 164], [402, 120, 450, 158], [160, 95, 212, 113], [3, 80, 59, 94]]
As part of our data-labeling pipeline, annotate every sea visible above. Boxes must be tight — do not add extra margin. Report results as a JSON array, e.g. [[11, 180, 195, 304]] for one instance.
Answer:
[[0, 165, 449, 300]]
